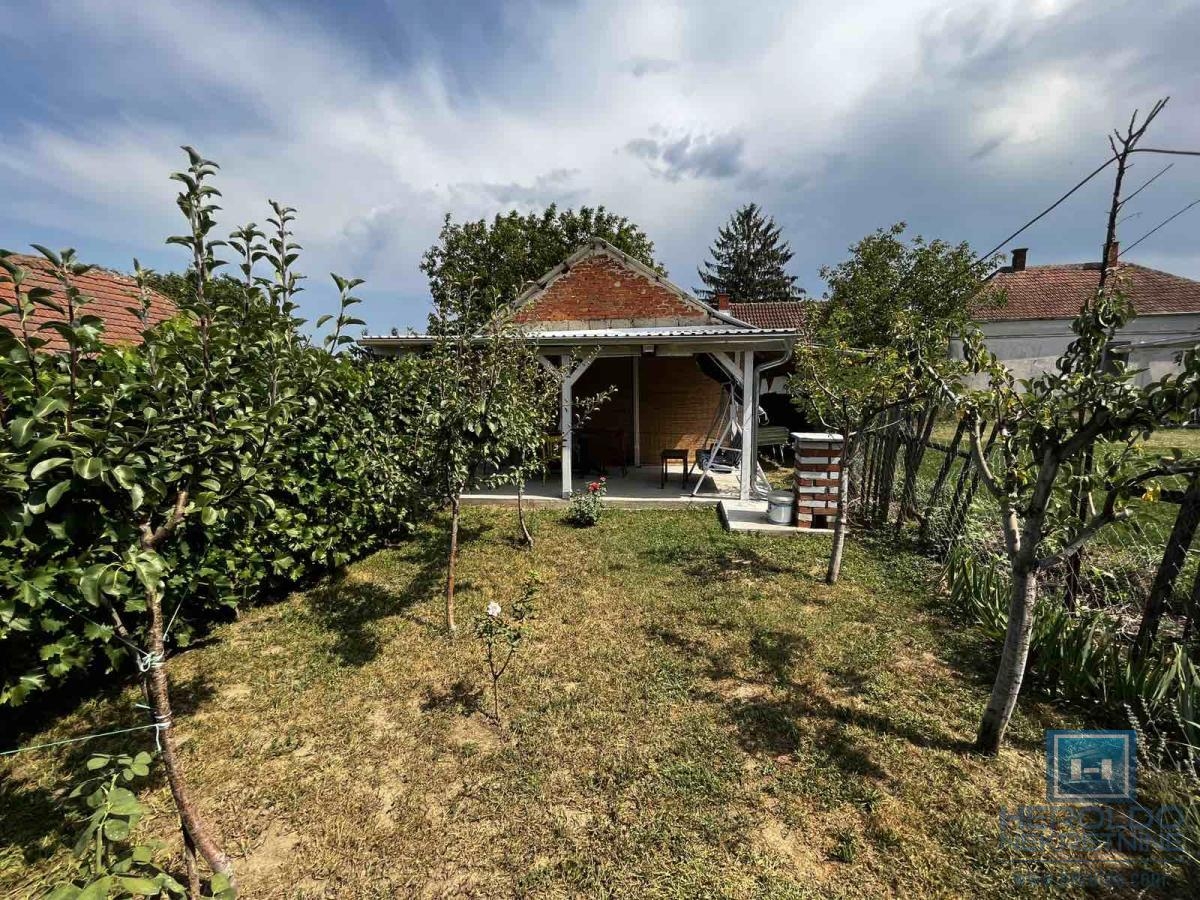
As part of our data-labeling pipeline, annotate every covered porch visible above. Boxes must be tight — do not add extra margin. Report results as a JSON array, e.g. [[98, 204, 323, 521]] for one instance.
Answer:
[[531, 328, 794, 501], [462, 464, 740, 506]]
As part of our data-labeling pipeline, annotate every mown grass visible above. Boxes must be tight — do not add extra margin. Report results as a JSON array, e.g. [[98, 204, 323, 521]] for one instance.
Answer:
[[1, 507, 1188, 897]]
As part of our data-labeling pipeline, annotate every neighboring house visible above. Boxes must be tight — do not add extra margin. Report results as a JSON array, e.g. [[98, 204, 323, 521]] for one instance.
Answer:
[[0, 254, 176, 350], [359, 237, 802, 499], [962, 246, 1200, 385]]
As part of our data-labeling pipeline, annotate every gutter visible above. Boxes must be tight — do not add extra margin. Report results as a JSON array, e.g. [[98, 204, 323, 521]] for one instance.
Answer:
[[358, 331, 799, 351]]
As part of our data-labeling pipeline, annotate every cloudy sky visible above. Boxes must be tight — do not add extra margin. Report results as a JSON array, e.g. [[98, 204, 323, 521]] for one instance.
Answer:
[[1, 0, 1199, 333]]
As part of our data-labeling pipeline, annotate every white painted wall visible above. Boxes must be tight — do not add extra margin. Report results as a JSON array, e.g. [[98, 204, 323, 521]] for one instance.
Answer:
[[949, 313, 1200, 387]]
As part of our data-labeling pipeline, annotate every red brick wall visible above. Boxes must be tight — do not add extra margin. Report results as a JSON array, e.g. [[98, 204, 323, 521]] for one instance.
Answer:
[[574, 357, 635, 466], [639, 357, 723, 455], [515, 255, 707, 324]]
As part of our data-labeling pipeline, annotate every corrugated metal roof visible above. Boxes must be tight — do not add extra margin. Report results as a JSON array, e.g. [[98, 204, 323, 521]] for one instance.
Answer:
[[523, 324, 795, 338], [359, 324, 800, 346]]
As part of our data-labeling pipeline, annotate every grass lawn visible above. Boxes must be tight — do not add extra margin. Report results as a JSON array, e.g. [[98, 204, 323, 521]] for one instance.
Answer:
[[1, 507, 1186, 897]]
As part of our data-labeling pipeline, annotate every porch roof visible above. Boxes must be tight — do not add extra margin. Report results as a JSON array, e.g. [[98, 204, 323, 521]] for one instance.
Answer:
[[359, 324, 799, 353]]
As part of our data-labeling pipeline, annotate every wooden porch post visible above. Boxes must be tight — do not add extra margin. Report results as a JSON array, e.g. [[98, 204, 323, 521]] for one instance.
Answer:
[[560, 365, 573, 499], [739, 349, 755, 501], [632, 356, 641, 467], [559, 354, 595, 499]]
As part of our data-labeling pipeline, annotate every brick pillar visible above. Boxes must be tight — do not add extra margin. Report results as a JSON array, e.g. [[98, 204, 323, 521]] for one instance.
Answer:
[[792, 432, 843, 529]]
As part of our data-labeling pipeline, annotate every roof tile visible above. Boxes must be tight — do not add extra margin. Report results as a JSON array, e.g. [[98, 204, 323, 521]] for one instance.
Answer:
[[975, 262, 1200, 322], [729, 300, 806, 330], [0, 254, 176, 351]]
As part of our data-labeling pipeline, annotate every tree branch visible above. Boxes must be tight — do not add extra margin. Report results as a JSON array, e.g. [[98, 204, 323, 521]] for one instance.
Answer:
[[138, 490, 190, 551], [968, 418, 1002, 499], [1037, 459, 1200, 568]]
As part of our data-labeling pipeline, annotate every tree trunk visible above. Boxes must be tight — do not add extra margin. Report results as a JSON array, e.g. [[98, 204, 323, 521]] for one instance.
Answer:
[[517, 482, 533, 548], [827, 447, 851, 585], [144, 582, 235, 889], [183, 828, 201, 899], [976, 563, 1039, 754], [1135, 473, 1200, 656], [445, 496, 460, 635]]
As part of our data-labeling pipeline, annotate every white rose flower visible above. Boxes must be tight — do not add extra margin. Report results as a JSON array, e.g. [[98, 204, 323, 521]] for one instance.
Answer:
[[486, 601, 502, 618]]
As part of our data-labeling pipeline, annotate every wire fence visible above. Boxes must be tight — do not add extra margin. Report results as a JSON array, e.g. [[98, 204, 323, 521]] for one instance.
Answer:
[[852, 407, 1198, 645]]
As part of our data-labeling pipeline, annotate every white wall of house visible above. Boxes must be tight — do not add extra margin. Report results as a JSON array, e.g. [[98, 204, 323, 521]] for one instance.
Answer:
[[950, 312, 1200, 386]]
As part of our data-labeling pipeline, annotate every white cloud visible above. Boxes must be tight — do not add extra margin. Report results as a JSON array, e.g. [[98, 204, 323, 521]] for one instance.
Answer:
[[0, 0, 1197, 330]]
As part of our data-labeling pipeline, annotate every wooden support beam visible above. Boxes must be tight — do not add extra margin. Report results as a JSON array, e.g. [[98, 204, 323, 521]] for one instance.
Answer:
[[740, 350, 755, 501], [559, 354, 595, 499]]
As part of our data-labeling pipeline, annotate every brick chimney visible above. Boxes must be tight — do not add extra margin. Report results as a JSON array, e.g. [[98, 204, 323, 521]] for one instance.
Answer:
[[1010, 248, 1028, 272], [715, 291, 730, 311], [1106, 241, 1120, 268]]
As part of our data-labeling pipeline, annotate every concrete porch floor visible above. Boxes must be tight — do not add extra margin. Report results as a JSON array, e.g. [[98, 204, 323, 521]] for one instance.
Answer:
[[462, 464, 740, 506]]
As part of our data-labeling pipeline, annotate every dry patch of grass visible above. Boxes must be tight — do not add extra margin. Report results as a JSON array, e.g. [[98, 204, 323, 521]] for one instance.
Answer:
[[1, 507, 1185, 897]]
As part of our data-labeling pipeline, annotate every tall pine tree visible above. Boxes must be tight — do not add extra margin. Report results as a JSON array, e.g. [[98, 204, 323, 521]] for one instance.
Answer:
[[697, 203, 799, 302]]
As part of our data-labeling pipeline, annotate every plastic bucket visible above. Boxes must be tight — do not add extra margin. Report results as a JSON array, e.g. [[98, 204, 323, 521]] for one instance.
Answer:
[[767, 490, 794, 525]]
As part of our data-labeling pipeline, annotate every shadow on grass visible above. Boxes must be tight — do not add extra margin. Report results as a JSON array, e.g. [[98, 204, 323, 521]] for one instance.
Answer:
[[421, 678, 483, 716], [0, 671, 216, 869], [861, 527, 1060, 755], [642, 543, 804, 582], [648, 621, 975, 780], [306, 522, 491, 666]]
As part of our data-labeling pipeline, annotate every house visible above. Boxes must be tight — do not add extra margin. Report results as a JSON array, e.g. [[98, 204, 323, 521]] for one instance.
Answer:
[[358, 238, 802, 500], [0, 253, 176, 349], [963, 245, 1200, 384]]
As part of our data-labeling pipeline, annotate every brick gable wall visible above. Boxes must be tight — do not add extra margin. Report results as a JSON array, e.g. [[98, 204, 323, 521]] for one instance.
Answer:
[[514, 255, 708, 326]]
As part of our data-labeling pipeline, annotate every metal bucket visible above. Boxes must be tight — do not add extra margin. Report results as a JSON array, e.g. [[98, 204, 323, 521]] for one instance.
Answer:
[[766, 490, 794, 525]]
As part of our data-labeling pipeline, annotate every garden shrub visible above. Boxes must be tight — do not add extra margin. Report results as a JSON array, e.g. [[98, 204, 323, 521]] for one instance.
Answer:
[[0, 154, 421, 708], [567, 477, 606, 527]]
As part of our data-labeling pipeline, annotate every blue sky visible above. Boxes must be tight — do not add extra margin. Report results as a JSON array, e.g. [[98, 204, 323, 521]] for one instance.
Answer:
[[2, 0, 1199, 334]]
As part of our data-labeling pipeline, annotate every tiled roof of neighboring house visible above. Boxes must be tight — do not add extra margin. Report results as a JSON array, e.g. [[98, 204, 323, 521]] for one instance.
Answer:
[[975, 261, 1200, 322], [0, 254, 175, 351], [729, 300, 806, 330]]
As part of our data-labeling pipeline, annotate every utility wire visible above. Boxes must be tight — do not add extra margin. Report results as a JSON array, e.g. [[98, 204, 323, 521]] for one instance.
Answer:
[[982, 156, 1117, 259], [1123, 199, 1200, 255], [1117, 163, 1172, 209]]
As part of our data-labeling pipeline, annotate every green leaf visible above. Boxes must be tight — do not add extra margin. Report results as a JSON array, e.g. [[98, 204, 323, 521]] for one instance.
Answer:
[[112, 465, 137, 489], [75, 879, 112, 900], [103, 818, 131, 841], [32, 396, 69, 419], [106, 787, 143, 816], [73, 457, 106, 480], [9, 417, 35, 447], [116, 875, 161, 895], [131, 552, 166, 591], [31, 456, 70, 480], [46, 480, 71, 508]]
